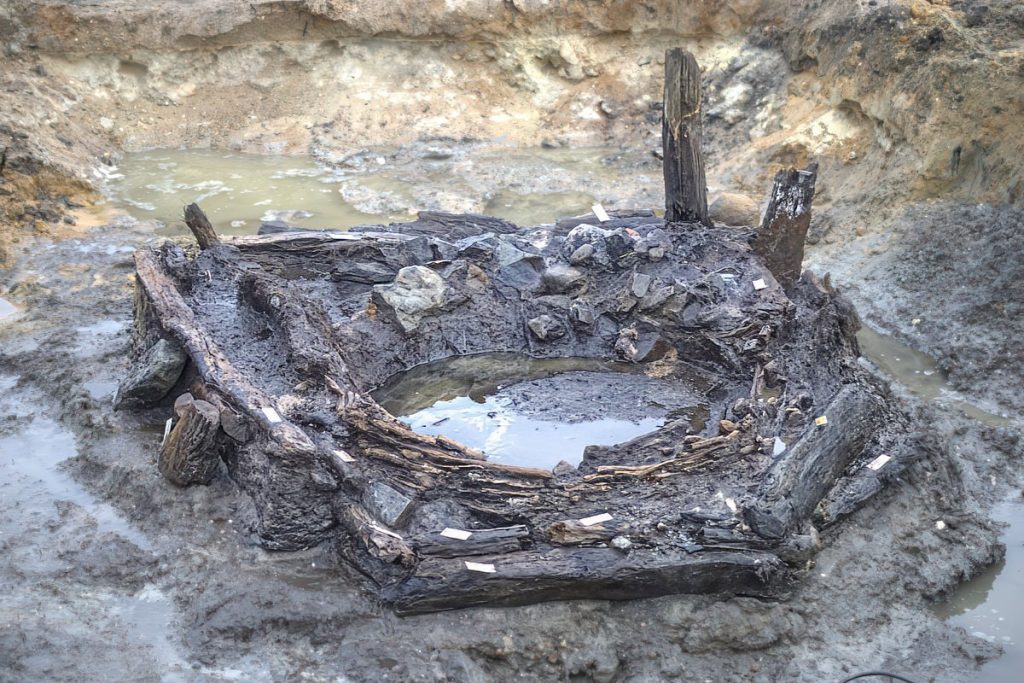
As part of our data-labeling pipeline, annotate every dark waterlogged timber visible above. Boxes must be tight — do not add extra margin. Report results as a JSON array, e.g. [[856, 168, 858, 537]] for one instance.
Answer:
[[117, 48, 914, 613]]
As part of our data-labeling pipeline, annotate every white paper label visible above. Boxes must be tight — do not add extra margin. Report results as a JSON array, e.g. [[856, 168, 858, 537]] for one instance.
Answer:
[[262, 406, 282, 423], [772, 437, 787, 456], [333, 449, 355, 463], [814, 415, 828, 426], [579, 512, 613, 527], [752, 278, 767, 291], [591, 203, 611, 222], [464, 561, 496, 573], [866, 454, 891, 471], [161, 417, 173, 445], [441, 528, 473, 541], [724, 497, 738, 513]]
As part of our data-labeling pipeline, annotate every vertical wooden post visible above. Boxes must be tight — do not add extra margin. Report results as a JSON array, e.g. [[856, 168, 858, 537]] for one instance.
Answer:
[[159, 392, 223, 486], [752, 163, 818, 286], [662, 48, 709, 226], [184, 203, 221, 250]]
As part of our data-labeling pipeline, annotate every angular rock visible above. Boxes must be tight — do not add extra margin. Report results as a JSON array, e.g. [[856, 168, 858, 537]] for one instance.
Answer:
[[528, 314, 566, 341], [561, 224, 612, 266], [630, 272, 653, 298], [364, 482, 415, 528], [639, 283, 674, 311], [454, 233, 499, 260], [372, 265, 446, 333], [569, 243, 595, 265], [542, 264, 585, 294], [114, 338, 188, 408]]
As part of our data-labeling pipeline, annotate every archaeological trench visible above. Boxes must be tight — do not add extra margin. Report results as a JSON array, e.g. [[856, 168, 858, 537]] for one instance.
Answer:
[[116, 50, 911, 614], [3, 1, 1024, 680]]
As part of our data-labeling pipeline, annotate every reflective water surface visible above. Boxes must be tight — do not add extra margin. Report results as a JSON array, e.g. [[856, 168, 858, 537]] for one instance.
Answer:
[[373, 354, 670, 470]]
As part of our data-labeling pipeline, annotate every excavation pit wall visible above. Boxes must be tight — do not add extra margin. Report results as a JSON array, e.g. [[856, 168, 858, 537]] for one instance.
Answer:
[[125, 209, 912, 613]]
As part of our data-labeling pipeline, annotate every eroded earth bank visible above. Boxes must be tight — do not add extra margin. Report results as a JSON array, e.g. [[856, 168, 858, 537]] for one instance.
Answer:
[[1, 1, 1023, 681]]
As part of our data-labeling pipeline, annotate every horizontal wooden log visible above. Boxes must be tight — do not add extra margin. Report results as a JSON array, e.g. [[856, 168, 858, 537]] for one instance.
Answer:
[[133, 250, 316, 452], [412, 525, 530, 558], [385, 547, 788, 614], [545, 519, 623, 545], [339, 503, 416, 568], [159, 393, 221, 485], [744, 384, 880, 539]]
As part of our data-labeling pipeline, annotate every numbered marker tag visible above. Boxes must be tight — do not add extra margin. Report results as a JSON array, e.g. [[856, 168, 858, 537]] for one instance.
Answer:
[[465, 561, 496, 573], [579, 512, 613, 527], [441, 528, 473, 541], [752, 278, 767, 291], [866, 454, 891, 471], [333, 449, 355, 463], [262, 406, 282, 424], [591, 203, 611, 222], [814, 415, 828, 426]]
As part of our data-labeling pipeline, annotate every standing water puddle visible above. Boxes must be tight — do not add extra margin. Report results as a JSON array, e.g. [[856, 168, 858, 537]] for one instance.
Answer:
[[372, 354, 704, 470], [104, 146, 624, 237], [856, 325, 1013, 427], [857, 326, 1024, 680], [932, 502, 1024, 682], [0, 296, 18, 321], [0, 405, 152, 551], [108, 149, 386, 235]]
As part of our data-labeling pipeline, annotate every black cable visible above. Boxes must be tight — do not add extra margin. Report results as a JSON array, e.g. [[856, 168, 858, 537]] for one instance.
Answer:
[[839, 673, 918, 683]]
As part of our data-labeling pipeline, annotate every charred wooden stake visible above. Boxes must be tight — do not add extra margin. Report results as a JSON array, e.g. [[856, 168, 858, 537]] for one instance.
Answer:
[[159, 392, 222, 485], [662, 48, 709, 225], [752, 163, 818, 286], [184, 202, 221, 250]]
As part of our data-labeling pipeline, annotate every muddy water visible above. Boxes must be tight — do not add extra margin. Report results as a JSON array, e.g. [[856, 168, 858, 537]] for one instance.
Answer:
[[107, 149, 386, 235], [104, 146, 626, 237], [0, 296, 17, 320], [856, 325, 1013, 427], [857, 325, 1024, 680], [373, 354, 670, 470], [933, 502, 1024, 682], [0, 388, 151, 551]]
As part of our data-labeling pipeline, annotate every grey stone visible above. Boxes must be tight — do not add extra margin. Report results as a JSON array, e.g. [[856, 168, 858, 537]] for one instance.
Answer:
[[552, 460, 576, 476], [611, 536, 633, 551], [569, 243, 595, 265], [114, 338, 188, 408], [561, 224, 612, 266], [542, 264, 585, 294], [639, 284, 674, 311], [363, 482, 414, 528], [630, 272, 653, 298], [371, 265, 446, 333], [528, 314, 565, 341], [454, 233, 498, 259], [570, 300, 595, 326], [635, 228, 672, 261]]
